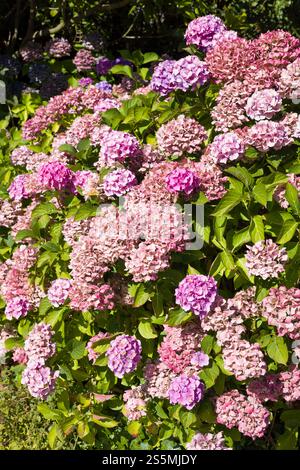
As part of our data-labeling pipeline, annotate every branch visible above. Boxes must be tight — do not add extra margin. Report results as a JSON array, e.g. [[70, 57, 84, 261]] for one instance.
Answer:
[[21, 0, 35, 46]]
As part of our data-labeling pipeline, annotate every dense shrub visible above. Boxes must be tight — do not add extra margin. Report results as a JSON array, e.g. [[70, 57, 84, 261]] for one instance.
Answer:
[[1, 13, 300, 451]]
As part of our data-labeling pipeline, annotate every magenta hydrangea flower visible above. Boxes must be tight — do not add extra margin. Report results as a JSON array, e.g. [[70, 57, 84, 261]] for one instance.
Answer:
[[245, 239, 288, 279], [8, 175, 31, 201], [100, 130, 141, 165], [168, 374, 204, 410], [209, 132, 245, 164], [245, 89, 282, 121], [47, 278, 72, 307], [175, 274, 218, 318], [38, 161, 75, 191], [172, 56, 210, 91], [186, 432, 231, 450], [165, 168, 200, 196], [21, 362, 59, 399], [184, 15, 226, 51], [103, 169, 137, 197], [5, 296, 29, 320], [106, 334, 142, 378], [150, 60, 176, 95]]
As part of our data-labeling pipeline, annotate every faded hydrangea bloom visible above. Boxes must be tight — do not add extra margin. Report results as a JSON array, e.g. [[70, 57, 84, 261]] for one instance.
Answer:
[[245, 239, 288, 279]]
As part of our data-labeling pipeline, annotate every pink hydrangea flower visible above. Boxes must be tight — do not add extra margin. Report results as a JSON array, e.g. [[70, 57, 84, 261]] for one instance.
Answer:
[[222, 340, 267, 381], [246, 120, 291, 152], [103, 169, 137, 197], [262, 286, 300, 339], [12, 347, 28, 365], [5, 297, 30, 320], [106, 334, 142, 378], [86, 331, 110, 363], [100, 130, 141, 165], [47, 278, 72, 307], [245, 239, 288, 279], [21, 362, 59, 399], [186, 432, 231, 450], [209, 132, 245, 164], [245, 89, 282, 121]]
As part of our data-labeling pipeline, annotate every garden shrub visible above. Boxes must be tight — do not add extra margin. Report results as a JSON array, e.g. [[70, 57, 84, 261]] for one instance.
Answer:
[[1, 14, 300, 451]]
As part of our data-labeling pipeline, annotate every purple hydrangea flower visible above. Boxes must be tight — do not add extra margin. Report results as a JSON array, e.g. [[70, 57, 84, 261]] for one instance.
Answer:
[[175, 274, 218, 318], [5, 296, 30, 320], [95, 81, 113, 93], [106, 334, 142, 378], [96, 57, 114, 75], [191, 351, 210, 368], [150, 60, 176, 96], [168, 374, 204, 409], [210, 132, 245, 164], [103, 169, 137, 197], [172, 56, 210, 91], [47, 278, 72, 307], [185, 15, 227, 51], [165, 167, 200, 195], [38, 161, 75, 191], [78, 77, 93, 87]]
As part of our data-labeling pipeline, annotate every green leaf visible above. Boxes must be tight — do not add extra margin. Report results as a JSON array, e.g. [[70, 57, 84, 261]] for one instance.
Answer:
[[220, 250, 235, 271], [200, 362, 220, 388], [138, 319, 158, 339], [252, 183, 268, 207], [70, 340, 86, 360], [250, 215, 265, 243], [198, 399, 216, 423], [58, 144, 77, 156], [267, 336, 288, 364], [285, 182, 300, 216], [232, 226, 251, 250], [38, 403, 62, 420], [45, 308, 65, 328], [152, 293, 164, 316], [32, 202, 58, 218], [226, 166, 254, 188], [4, 337, 24, 351], [276, 428, 298, 450], [142, 52, 160, 64], [167, 307, 192, 326], [277, 219, 298, 244], [110, 65, 133, 78], [39, 296, 52, 316], [201, 335, 215, 355], [281, 410, 300, 427], [212, 190, 242, 217], [133, 284, 151, 307], [14, 229, 35, 241]]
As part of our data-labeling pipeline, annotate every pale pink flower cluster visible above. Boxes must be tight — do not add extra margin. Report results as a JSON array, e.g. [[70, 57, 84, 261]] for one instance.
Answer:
[[186, 432, 230, 450], [245, 89, 282, 121], [158, 321, 204, 374], [99, 130, 141, 165], [156, 115, 207, 157], [69, 282, 114, 312], [279, 58, 300, 101], [24, 323, 56, 367], [125, 242, 170, 282], [216, 390, 270, 438], [123, 386, 148, 421], [279, 367, 300, 402], [209, 132, 245, 164], [12, 347, 28, 365], [222, 340, 267, 381], [21, 362, 59, 400], [143, 361, 177, 399], [261, 286, 300, 339], [103, 169, 137, 197], [245, 120, 291, 152], [245, 239, 288, 279], [47, 278, 72, 307], [73, 49, 96, 71]]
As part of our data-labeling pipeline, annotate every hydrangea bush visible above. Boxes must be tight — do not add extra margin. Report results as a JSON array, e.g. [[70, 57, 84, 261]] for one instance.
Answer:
[[1, 15, 300, 450]]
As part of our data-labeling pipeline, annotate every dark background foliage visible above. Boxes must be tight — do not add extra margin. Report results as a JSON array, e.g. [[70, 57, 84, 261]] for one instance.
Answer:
[[1, 0, 300, 55]]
